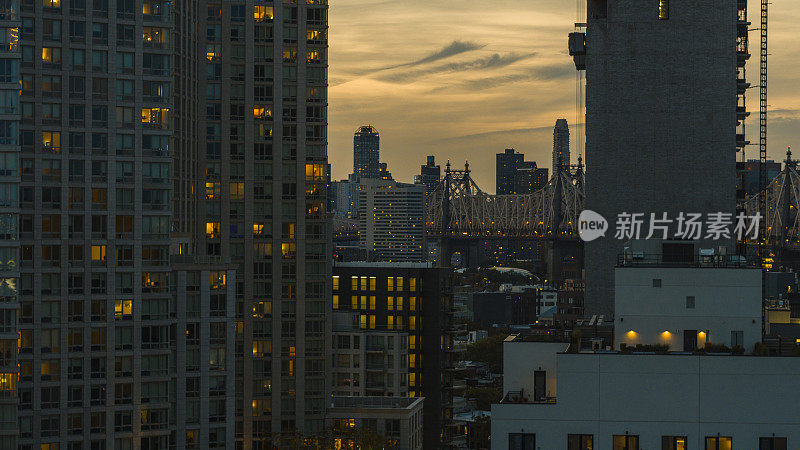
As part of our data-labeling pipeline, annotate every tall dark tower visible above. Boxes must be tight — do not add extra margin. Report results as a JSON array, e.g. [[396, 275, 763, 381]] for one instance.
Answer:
[[353, 125, 380, 180], [553, 118, 570, 173], [576, 0, 742, 316]]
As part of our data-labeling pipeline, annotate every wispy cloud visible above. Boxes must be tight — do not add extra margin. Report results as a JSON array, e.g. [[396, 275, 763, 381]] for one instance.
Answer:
[[331, 40, 486, 86], [455, 64, 574, 90], [432, 125, 558, 142], [394, 40, 486, 68], [378, 52, 536, 83]]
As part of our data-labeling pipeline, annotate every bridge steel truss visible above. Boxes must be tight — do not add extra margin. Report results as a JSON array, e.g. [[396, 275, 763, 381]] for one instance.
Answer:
[[745, 160, 800, 249], [425, 162, 585, 240]]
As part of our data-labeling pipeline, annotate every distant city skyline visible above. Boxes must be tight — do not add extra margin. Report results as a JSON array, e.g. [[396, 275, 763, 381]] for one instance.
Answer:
[[329, 0, 800, 192]]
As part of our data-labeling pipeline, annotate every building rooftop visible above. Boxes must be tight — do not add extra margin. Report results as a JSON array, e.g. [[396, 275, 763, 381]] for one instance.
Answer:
[[329, 396, 424, 410], [335, 261, 434, 269]]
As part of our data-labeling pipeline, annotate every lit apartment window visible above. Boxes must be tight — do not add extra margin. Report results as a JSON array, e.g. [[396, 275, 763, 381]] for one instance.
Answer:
[[332, 295, 338, 309], [206, 222, 220, 239], [705, 437, 731, 450], [42, 46, 61, 63], [91, 245, 106, 263], [141, 107, 169, 129], [43, 0, 61, 9], [253, 105, 271, 119], [332, 276, 339, 290], [254, 6, 273, 21], [658, 0, 669, 19], [42, 131, 61, 153], [613, 435, 639, 450], [759, 437, 788, 450], [662, 436, 687, 450], [253, 300, 271, 318], [114, 299, 132, 319]]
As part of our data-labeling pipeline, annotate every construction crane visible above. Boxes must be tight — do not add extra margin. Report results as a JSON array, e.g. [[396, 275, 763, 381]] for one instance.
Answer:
[[759, 0, 768, 265]]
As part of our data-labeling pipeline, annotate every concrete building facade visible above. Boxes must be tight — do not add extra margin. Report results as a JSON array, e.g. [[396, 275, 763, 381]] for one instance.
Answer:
[[581, 0, 742, 316], [492, 350, 800, 450], [615, 265, 762, 351]]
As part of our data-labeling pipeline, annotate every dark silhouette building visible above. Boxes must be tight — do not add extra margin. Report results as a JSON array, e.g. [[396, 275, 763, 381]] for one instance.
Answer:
[[354, 125, 380, 180], [496, 148, 524, 195], [553, 119, 570, 173]]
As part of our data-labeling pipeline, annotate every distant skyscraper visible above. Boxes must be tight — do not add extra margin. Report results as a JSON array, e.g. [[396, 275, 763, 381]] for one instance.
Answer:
[[354, 125, 380, 180], [416, 156, 441, 195], [553, 119, 570, 172], [496, 149, 524, 195], [359, 179, 425, 262], [578, 0, 741, 316], [514, 162, 549, 194]]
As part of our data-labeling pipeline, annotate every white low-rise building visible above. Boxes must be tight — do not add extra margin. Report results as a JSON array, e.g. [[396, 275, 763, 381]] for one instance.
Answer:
[[492, 349, 800, 449], [615, 265, 762, 351], [492, 242, 796, 450]]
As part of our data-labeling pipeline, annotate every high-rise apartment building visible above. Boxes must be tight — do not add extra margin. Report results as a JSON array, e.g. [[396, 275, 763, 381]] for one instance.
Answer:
[[190, 1, 331, 445], [578, 0, 742, 316], [331, 262, 455, 449], [16, 0, 330, 448], [552, 118, 569, 173], [353, 125, 379, 180], [496, 148, 523, 195], [358, 179, 425, 262], [0, 1, 18, 448], [17, 0, 178, 447]]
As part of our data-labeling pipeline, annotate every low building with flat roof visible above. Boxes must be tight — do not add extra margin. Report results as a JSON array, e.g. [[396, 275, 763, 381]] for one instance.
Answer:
[[328, 396, 424, 450]]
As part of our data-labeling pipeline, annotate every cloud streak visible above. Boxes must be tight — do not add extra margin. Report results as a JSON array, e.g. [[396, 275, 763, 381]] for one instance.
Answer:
[[394, 40, 486, 68], [331, 40, 486, 86], [378, 52, 536, 83]]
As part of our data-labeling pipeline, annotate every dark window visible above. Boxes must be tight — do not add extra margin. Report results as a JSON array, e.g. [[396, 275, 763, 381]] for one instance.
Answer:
[[653, 279, 662, 288], [731, 331, 743, 348], [684, 330, 698, 352], [686, 296, 695, 309], [568, 434, 594, 450], [760, 437, 787, 450], [508, 433, 535, 450], [662, 242, 694, 264], [533, 370, 546, 401]]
